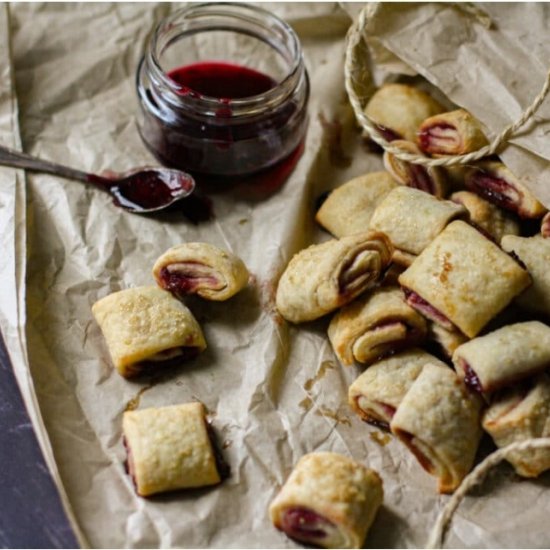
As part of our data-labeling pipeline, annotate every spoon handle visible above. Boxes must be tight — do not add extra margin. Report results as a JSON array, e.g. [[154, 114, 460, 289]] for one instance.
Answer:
[[0, 144, 92, 184]]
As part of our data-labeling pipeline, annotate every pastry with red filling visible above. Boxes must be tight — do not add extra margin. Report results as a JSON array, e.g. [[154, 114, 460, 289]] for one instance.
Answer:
[[153, 242, 249, 301], [269, 452, 383, 549], [276, 232, 393, 323], [418, 109, 488, 155], [123, 402, 224, 497], [328, 287, 427, 367], [348, 349, 448, 430], [390, 363, 483, 494], [452, 321, 550, 394], [483, 373, 550, 477], [399, 220, 531, 337], [92, 286, 206, 378]]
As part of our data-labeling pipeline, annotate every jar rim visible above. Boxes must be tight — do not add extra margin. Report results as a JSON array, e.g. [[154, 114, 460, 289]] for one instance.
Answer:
[[146, 2, 304, 112]]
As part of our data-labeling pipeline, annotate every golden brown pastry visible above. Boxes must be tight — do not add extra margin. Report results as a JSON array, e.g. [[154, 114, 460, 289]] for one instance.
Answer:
[[123, 402, 224, 496], [369, 186, 466, 261], [383, 140, 446, 198], [390, 363, 483, 494], [483, 373, 550, 477], [427, 322, 469, 359], [501, 235, 550, 317], [276, 232, 393, 323], [452, 321, 550, 394], [451, 191, 520, 242], [348, 349, 448, 430], [399, 220, 531, 338], [328, 287, 427, 367], [153, 242, 249, 301], [92, 286, 206, 378], [364, 83, 445, 143], [315, 172, 398, 238], [269, 452, 383, 549], [541, 212, 550, 238], [464, 161, 547, 219], [418, 109, 488, 155]]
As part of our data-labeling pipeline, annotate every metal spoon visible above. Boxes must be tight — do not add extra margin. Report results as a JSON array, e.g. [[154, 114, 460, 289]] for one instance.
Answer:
[[0, 144, 195, 214]]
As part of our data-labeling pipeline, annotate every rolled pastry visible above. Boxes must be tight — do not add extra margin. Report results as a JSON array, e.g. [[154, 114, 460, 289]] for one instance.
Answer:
[[348, 348, 448, 430], [427, 322, 469, 359], [276, 232, 393, 323], [383, 140, 446, 198], [502, 235, 550, 316], [369, 186, 466, 260], [464, 161, 546, 219], [399, 220, 531, 338], [153, 242, 249, 301], [452, 321, 550, 394], [315, 172, 398, 238], [541, 211, 550, 238], [92, 286, 206, 378], [483, 374, 550, 477], [269, 452, 383, 549], [364, 83, 444, 143], [123, 402, 224, 496], [418, 109, 488, 155], [328, 287, 427, 367], [390, 363, 483, 494]]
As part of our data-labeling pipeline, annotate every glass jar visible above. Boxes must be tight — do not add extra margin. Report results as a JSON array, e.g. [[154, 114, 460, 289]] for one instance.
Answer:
[[136, 3, 309, 181]]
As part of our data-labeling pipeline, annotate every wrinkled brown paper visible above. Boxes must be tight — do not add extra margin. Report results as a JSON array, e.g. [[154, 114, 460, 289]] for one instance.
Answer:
[[1, 3, 550, 548]]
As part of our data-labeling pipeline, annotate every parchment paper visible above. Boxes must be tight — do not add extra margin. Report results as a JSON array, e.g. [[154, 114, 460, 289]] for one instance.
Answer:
[[2, 2, 550, 549]]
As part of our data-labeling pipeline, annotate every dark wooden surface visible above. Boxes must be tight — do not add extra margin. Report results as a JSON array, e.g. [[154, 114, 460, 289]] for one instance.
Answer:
[[0, 332, 79, 548]]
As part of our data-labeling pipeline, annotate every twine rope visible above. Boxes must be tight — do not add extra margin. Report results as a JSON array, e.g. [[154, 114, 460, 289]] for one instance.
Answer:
[[344, 6, 550, 166], [426, 437, 550, 548]]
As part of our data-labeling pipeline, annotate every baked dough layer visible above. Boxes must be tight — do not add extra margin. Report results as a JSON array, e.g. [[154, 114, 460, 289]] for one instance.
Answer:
[[153, 242, 249, 301], [328, 287, 427, 366], [390, 363, 482, 493], [276, 232, 393, 323], [398, 220, 531, 338], [269, 452, 383, 549], [92, 286, 206, 377], [315, 172, 398, 238], [123, 402, 221, 496]]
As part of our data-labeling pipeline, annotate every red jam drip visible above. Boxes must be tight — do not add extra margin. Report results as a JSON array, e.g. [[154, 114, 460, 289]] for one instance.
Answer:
[[461, 361, 483, 393], [281, 507, 332, 540], [467, 171, 518, 212], [169, 61, 275, 99], [418, 122, 455, 153]]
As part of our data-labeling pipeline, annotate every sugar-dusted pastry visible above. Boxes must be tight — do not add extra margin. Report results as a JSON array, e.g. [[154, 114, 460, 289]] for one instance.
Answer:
[[427, 322, 469, 359], [483, 374, 550, 477], [348, 349, 448, 430], [451, 191, 520, 242], [383, 140, 446, 198], [399, 220, 531, 338], [276, 232, 393, 323], [364, 83, 445, 143], [369, 186, 466, 262], [501, 235, 550, 317], [153, 242, 249, 301], [123, 402, 225, 496], [328, 287, 427, 367], [452, 321, 550, 394], [418, 109, 488, 155], [541, 211, 550, 238], [315, 172, 398, 238], [92, 286, 206, 378], [269, 452, 383, 549], [464, 161, 546, 219], [390, 363, 483, 494]]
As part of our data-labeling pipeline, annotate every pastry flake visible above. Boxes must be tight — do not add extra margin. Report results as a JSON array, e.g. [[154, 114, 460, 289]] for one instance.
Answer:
[[328, 287, 427, 367], [399, 220, 531, 338], [153, 242, 249, 301], [276, 232, 393, 323], [348, 348, 448, 430], [390, 363, 483, 494], [92, 286, 206, 378], [269, 452, 383, 549], [123, 402, 223, 496], [315, 171, 398, 238], [452, 321, 550, 394]]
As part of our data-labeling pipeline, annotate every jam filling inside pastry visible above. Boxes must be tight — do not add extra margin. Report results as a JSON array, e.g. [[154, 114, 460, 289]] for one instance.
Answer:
[[280, 507, 341, 546], [159, 263, 224, 297], [403, 288, 455, 331]]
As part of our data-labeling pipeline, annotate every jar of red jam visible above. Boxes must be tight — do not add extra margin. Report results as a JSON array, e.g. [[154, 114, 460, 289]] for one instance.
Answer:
[[136, 3, 309, 181]]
